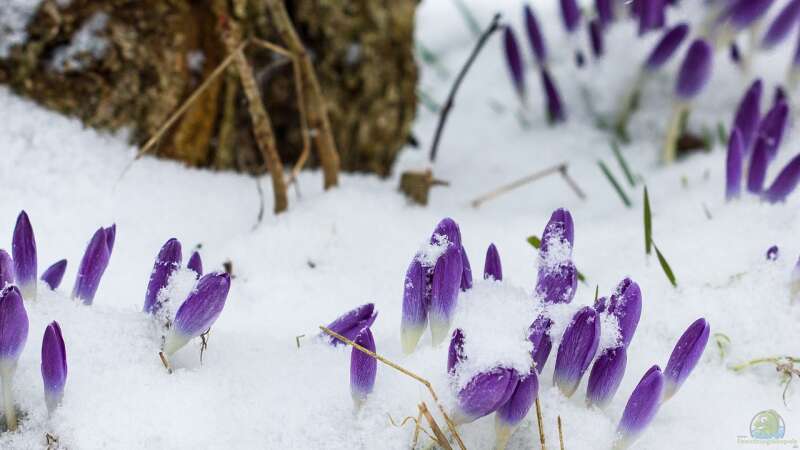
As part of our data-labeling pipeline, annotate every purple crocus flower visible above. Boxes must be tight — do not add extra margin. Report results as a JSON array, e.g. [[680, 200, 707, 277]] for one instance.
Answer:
[[187, 251, 203, 277], [350, 327, 377, 407], [524, 4, 547, 66], [594, 278, 642, 348], [554, 306, 601, 397], [401, 259, 427, 354], [504, 26, 526, 101], [748, 102, 789, 193], [644, 23, 690, 72], [616, 366, 664, 449], [163, 272, 231, 356], [448, 328, 466, 375], [589, 19, 605, 58], [143, 238, 182, 315], [596, 0, 615, 26], [495, 370, 539, 449], [0, 286, 28, 431], [0, 250, 13, 289], [453, 368, 520, 424], [663, 318, 710, 400], [762, 0, 800, 48], [539, 67, 566, 123], [726, 128, 744, 200], [767, 245, 779, 261], [675, 39, 713, 101], [484, 243, 502, 281], [748, 142, 770, 194], [541, 208, 575, 256], [430, 243, 463, 346], [529, 316, 553, 373], [461, 249, 473, 291], [763, 153, 800, 202], [72, 227, 112, 305], [726, 0, 777, 31], [586, 346, 627, 408], [12, 210, 37, 300], [432, 217, 462, 247], [41, 321, 67, 413], [639, 0, 666, 35], [41, 259, 67, 290], [731, 80, 763, 155], [560, 0, 582, 33], [327, 303, 378, 347], [536, 262, 578, 304]]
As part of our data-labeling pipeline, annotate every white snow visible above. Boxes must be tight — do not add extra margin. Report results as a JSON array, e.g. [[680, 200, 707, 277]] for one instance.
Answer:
[[0, 0, 797, 449]]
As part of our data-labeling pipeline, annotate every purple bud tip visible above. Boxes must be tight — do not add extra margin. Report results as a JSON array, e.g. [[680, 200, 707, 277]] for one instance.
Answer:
[[524, 4, 548, 65], [454, 368, 520, 424], [596, 0, 615, 26], [460, 247, 473, 292], [143, 238, 183, 315], [540, 68, 566, 123], [767, 245, 779, 261], [589, 19, 605, 58], [41, 321, 67, 412], [554, 306, 601, 397], [763, 153, 800, 203], [675, 39, 713, 100], [496, 370, 538, 431], [762, 0, 800, 48], [483, 243, 503, 281], [617, 365, 664, 447], [104, 224, 116, 254], [0, 251, 14, 290], [448, 328, 466, 375], [41, 259, 68, 290], [528, 316, 553, 373], [560, 0, 582, 33], [644, 23, 690, 71], [327, 302, 378, 347], [430, 243, 463, 346], [586, 346, 627, 408], [732, 80, 763, 155], [12, 210, 37, 300], [187, 251, 203, 278], [598, 278, 642, 348], [164, 272, 231, 356], [726, 128, 744, 201], [727, 0, 778, 31], [0, 286, 29, 372], [639, 0, 666, 35], [663, 318, 710, 400], [350, 328, 377, 405], [536, 261, 578, 304], [431, 218, 462, 248], [541, 208, 575, 256], [504, 26, 526, 100], [72, 227, 112, 305], [401, 259, 427, 354]]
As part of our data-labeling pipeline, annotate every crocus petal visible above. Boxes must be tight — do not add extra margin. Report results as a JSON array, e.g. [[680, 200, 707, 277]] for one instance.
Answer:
[[430, 244, 463, 346], [663, 318, 710, 400], [448, 328, 466, 375], [675, 39, 713, 100], [163, 272, 231, 355], [0, 250, 14, 289], [12, 211, 37, 300], [72, 227, 111, 305], [763, 153, 800, 202], [541, 208, 574, 256], [596, 0, 615, 26], [540, 67, 566, 123], [644, 23, 690, 72], [639, 0, 666, 35], [762, 0, 800, 48], [726, 128, 744, 201], [0, 286, 28, 376], [327, 303, 378, 347], [589, 19, 604, 58], [187, 251, 203, 277], [767, 245, 779, 261], [727, 0, 777, 30], [529, 316, 553, 373], [536, 262, 578, 304], [401, 259, 427, 354], [41, 259, 67, 290], [747, 139, 770, 194], [143, 238, 183, 315], [604, 278, 642, 348], [586, 346, 627, 408], [484, 243, 503, 281], [731, 79, 762, 155], [453, 368, 520, 424], [616, 365, 664, 449], [350, 328, 377, 406], [554, 306, 601, 397], [524, 4, 548, 65], [504, 26, 526, 100], [104, 224, 116, 254], [560, 0, 582, 33], [41, 321, 67, 412], [757, 101, 789, 161], [431, 218, 462, 248], [495, 370, 539, 449], [461, 247, 473, 291]]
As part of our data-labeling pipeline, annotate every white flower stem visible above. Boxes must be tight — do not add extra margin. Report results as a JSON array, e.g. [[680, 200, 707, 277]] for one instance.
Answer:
[[2, 375, 17, 431]]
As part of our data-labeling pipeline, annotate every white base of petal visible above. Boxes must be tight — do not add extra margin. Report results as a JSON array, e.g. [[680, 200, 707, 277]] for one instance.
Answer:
[[45, 390, 64, 413], [494, 420, 516, 450], [163, 331, 190, 357], [429, 318, 451, 347], [19, 282, 36, 302], [554, 376, 579, 398], [401, 324, 425, 354]]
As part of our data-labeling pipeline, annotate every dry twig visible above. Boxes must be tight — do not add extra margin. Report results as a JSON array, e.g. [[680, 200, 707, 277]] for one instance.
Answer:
[[558, 416, 565, 450], [535, 398, 546, 450], [419, 402, 453, 450], [471, 163, 583, 208]]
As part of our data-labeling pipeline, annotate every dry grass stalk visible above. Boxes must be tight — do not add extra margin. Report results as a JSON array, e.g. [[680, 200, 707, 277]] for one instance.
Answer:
[[319, 325, 466, 450], [419, 402, 453, 450], [387, 412, 436, 448], [557, 416, 565, 450], [471, 163, 569, 208], [158, 351, 173, 374], [535, 398, 546, 450]]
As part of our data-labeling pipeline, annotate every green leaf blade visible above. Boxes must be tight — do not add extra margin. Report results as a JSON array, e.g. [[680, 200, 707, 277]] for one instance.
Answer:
[[598, 160, 632, 208], [644, 186, 652, 255], [653, 243, 677, 287]]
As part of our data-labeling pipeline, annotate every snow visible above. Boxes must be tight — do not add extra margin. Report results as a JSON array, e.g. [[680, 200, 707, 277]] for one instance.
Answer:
[[50, 12, 109, 73], [0, 0, 798, 449]]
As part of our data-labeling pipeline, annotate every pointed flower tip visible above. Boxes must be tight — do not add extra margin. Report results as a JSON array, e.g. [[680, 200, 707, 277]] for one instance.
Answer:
[[600, 278, 642, 348], [503, 26, 526, 100], [431, 218, 462, 248], [663, 318, 710, 400], [764, 153, 800, 203], [327, 302, 377, 346], [586, 346, 627, 408], [0, 286, 29, 366], [483, 243, 503, 281], [732, 80, 762, 153], [351, 327, 377, 404], [0, 250, 14, 289], [41, 259, 68, 290], [540, 68, 566, 123], [143, 238, 183, 314], [187, 251, 203, 277], [554, 306, 600, 397], [675, 39, 713, 100], [12, 210, 37, 299], [41, 320, 67, 411], [541, 208, 574, 254], [595, 0, 615, 26], [72, 227, 112, 305], [617, 365, 664, 446], [644, 23, 690, 71], [726, 128, 744, 201], [104, 224, 116, 253], [559, 0, 582, 33], [172, 271, 231, 340], [762, 0, 800, 49], [523, 4, 547, 65], [454, 368, 520, 424]]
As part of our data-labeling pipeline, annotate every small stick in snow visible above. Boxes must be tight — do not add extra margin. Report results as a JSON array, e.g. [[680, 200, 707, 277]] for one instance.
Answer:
[[471, 163, 579, 208], [535, 398, 546, 450], [558, 165, 587, 200], [419, 402, 453, 450], [200, 328, 211, 365], [159, 351, 173, 374], [387, 413, 435, 447], [429, 13, 502, 162], [295, 335, 305, 349], [558, 416, 565, 450]]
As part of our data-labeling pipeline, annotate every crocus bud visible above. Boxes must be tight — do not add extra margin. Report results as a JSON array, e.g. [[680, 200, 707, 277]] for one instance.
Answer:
[[143, 238, 182, 315], [528, 316, 553, 373], [541, 208, 575, 256], [663, 318, 710, 400], [596, 0, 615, 26], [461, 248, 473, 291], [484, 243, 502, 281], [327, 303, 378, 347], [350, 328, 377, 407], [767, 245, 779, 261], [12, 210, 37, 300], [762, 0, 800, 48], [731, 80, 763, 155], [163, 272, 231, 356], [615, 366, 664, 449], [72, 227, 112, 305], [524, 4, 547, 66], [540, 68, 566, 123], [726, 128, 744, 201], [560, 0, 582, 33], [748, 143, 770, 194], [0, 287, 28, 375], [536, 262, 578, 304], [639, 0, 666, 35], [588, 19, 605, 58], [554, 306, 600, 397], [504, 26, 526, 101], [430, 243, 463, 346], [187, 251, 203, 277], [727, 0, 777, 31], [401, 260, 426, 354], [452, 368, 520, 424], [644, 23, 690, 72], [0, 250, 13, 289], [675, 39, 713, 101], [495, 370, 539, 450], [595, 278, 642, 348], [41, 259, 67, 290], [758, 101, 789, 161], [763, 153, 800, 203], [41, 321, 67, 413], [586, 346, 627, 408], [448, 328, 466, 375], [431, 218, 462, 248]]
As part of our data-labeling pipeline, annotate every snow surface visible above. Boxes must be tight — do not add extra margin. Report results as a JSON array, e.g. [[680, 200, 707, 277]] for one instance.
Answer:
[[0, 0, 798, 449]]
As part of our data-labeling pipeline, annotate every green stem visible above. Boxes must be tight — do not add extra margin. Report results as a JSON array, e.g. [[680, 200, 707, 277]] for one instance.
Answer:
[[730, 356, 800, 372]]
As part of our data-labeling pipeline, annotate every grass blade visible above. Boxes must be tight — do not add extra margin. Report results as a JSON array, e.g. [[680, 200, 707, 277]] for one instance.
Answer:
[[610, 141, 636, 187], [598, 160, 632, 208], [451, 0, 482, 38], [653, 242, 677, 287], [644, 186, 652, 255]]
